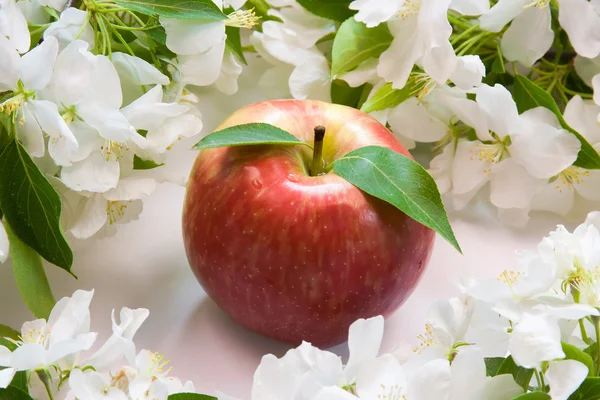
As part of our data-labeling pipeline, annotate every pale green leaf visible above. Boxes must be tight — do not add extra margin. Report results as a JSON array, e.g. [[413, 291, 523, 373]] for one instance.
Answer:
[[296, 0, 355, 22], [331, 18, 392, 77], [360, 82, 411, 113], [0, 386, 33, 400], [113, 0, 227, 20], [167, 394, 217, 400], [563, 342, 595, 376], [333, 146, 461, 252], [0, 325, 19, 341]]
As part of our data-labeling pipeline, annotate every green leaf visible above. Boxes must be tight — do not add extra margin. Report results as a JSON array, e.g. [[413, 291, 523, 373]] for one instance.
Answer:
[[0, 386, 33, 400], [360, 82, 411, 113], [512, 74, 600, 169], [296, 0, 355, 22], [8, 372, 28, 394], [485, 357, 506, 377], [512, 393, 551, 400], [331, 18, 393, 77], [563, 342, 595, 376], [330, 80, 366, 108], [192, 123, 311, 150], [144, 26, 176, 58], [496, 355, 534, 391], [5, 221, 56, 320], [569, 377, 600, 400], [167, 394, 217, 400], [333, 146, 461, 252], [113, 0, 227, 20], [0, 338, 17, 352], [0, 140, 73, 274], [225, 26, 247, 65], [133, 155, 164, 170], [0, 325, 19, 341]]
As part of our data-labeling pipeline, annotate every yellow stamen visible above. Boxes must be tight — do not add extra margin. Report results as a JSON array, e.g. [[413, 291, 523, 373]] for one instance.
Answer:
[[397, 0, 421, 19], [551, 166, 590, 192], [106, 200, 128, 224], [225, 9, 260, 29]]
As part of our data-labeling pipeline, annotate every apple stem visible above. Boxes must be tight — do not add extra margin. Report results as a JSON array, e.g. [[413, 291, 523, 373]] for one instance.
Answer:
[[310, 125, 326, 176]]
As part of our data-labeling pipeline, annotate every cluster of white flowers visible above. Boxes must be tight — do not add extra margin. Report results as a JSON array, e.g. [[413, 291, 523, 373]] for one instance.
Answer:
[[0, 290, 198, 399], [221, 210, 600, 399], [5, 213, 600, 399]]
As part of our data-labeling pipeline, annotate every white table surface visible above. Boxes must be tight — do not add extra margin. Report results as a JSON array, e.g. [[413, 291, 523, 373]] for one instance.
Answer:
[[0, 58, 590, 399]]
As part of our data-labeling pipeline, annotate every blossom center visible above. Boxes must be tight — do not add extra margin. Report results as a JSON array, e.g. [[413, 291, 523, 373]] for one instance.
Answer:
[[19, 326, 49, 346], [550, 166, 590, 192], [524, 0, 550, 8], [106, 200, 128, 224], [408, 72, 436, 100], [397, 0, 421, 19], [101, 139, 129, 161], [144, 350, 172, 377], [470, 135, 510, 174], [378, 383, 406, 400], [225, 9, 260, 29], [61, 105, 78, 125], [414, 323, 437, 353]]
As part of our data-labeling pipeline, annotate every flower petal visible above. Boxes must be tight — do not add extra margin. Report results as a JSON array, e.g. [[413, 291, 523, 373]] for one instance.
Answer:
[[19, 36, 58, 90], [0, 0, 29, 53], [388, 97, 448, 143], [0, 35, 19, 91], [338, 58, 379, 87], [180, 40, 226, 87], [452, 139, 491, 195], [355, 355, 406, 399], [314, 386, 357, 400], [146, 112, 202, 153], [111, 52, 169, 86], [344, 316, 384, 382], [449, 55, 486, 90], [79, 105, 140, 145], [103, 177, 156, 201], [475, 83, 520, 136], [500, 6, 553, 67], [43, 8, 94, 50], [215, 50, 243, 95], [450, 347, 486, 398], [564, 95, 600, 144], [348, 0, 404, 27], [377, 17, 421, 89], [438, 95, 491, 140], [0, 220, 8, 263], [60, 152, 119, 193], [289, 54, 332, 102], [574, 55, 600, 86], [509, 313, 564, 369], [558, 0, 600, 58], [161, 17, 225, 55], [547, 360, 588, 400], [0, 368, 15, 389], [482, 374, 524, 400], [69, 194, 108, 239], [87, 54, 123, 109], [531, 181, 575, 216], [48, 40, 94, 107], [479, 0, 528, 32], [449, 0, 490, 16], [574, 170, 600, 201], [121, 85, 188, 130], [407, 359, 452, 400], [17, 103, 45, 158], [10, 343, 46, 370]]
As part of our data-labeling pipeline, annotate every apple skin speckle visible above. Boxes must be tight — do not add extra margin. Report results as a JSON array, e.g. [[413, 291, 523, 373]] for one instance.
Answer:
[[182, 99, 435, 347]]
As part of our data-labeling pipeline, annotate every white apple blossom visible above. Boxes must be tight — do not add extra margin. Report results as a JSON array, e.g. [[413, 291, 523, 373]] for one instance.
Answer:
[[528, 96, 600, 217], [43, 8, 94, 50], [0, 290, 97, 387], [0, 35, 78, 160], [442, 84, 580, 210], [480, 0, 600, 66]]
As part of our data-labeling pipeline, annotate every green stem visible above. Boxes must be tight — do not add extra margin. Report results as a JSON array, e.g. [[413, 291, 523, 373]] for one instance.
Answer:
[[310, 125, 326, 176], [594, 315, 600, 376], [37, 370, 55, 400], [104, 16, 135, 56], [450, 23, 480, 45]]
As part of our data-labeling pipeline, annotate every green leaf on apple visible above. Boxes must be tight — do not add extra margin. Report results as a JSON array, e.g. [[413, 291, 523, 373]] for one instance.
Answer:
[[296, 0, 355, 22], [5, 221, 56, 320], [331, 18, 393, 77], [113, 0, 227, 20], [494, 355, 534, 390], [167, 394, 217, 400], [192, 123, 312, 150], [0, 140, 74, 274], [512, 74, 600, 170], [333, 146, 461, 253], [360, 82, 411, 114]]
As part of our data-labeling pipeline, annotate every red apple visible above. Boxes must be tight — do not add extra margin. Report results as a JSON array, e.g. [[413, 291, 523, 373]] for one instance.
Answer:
[[182, 99, 435, 347]]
